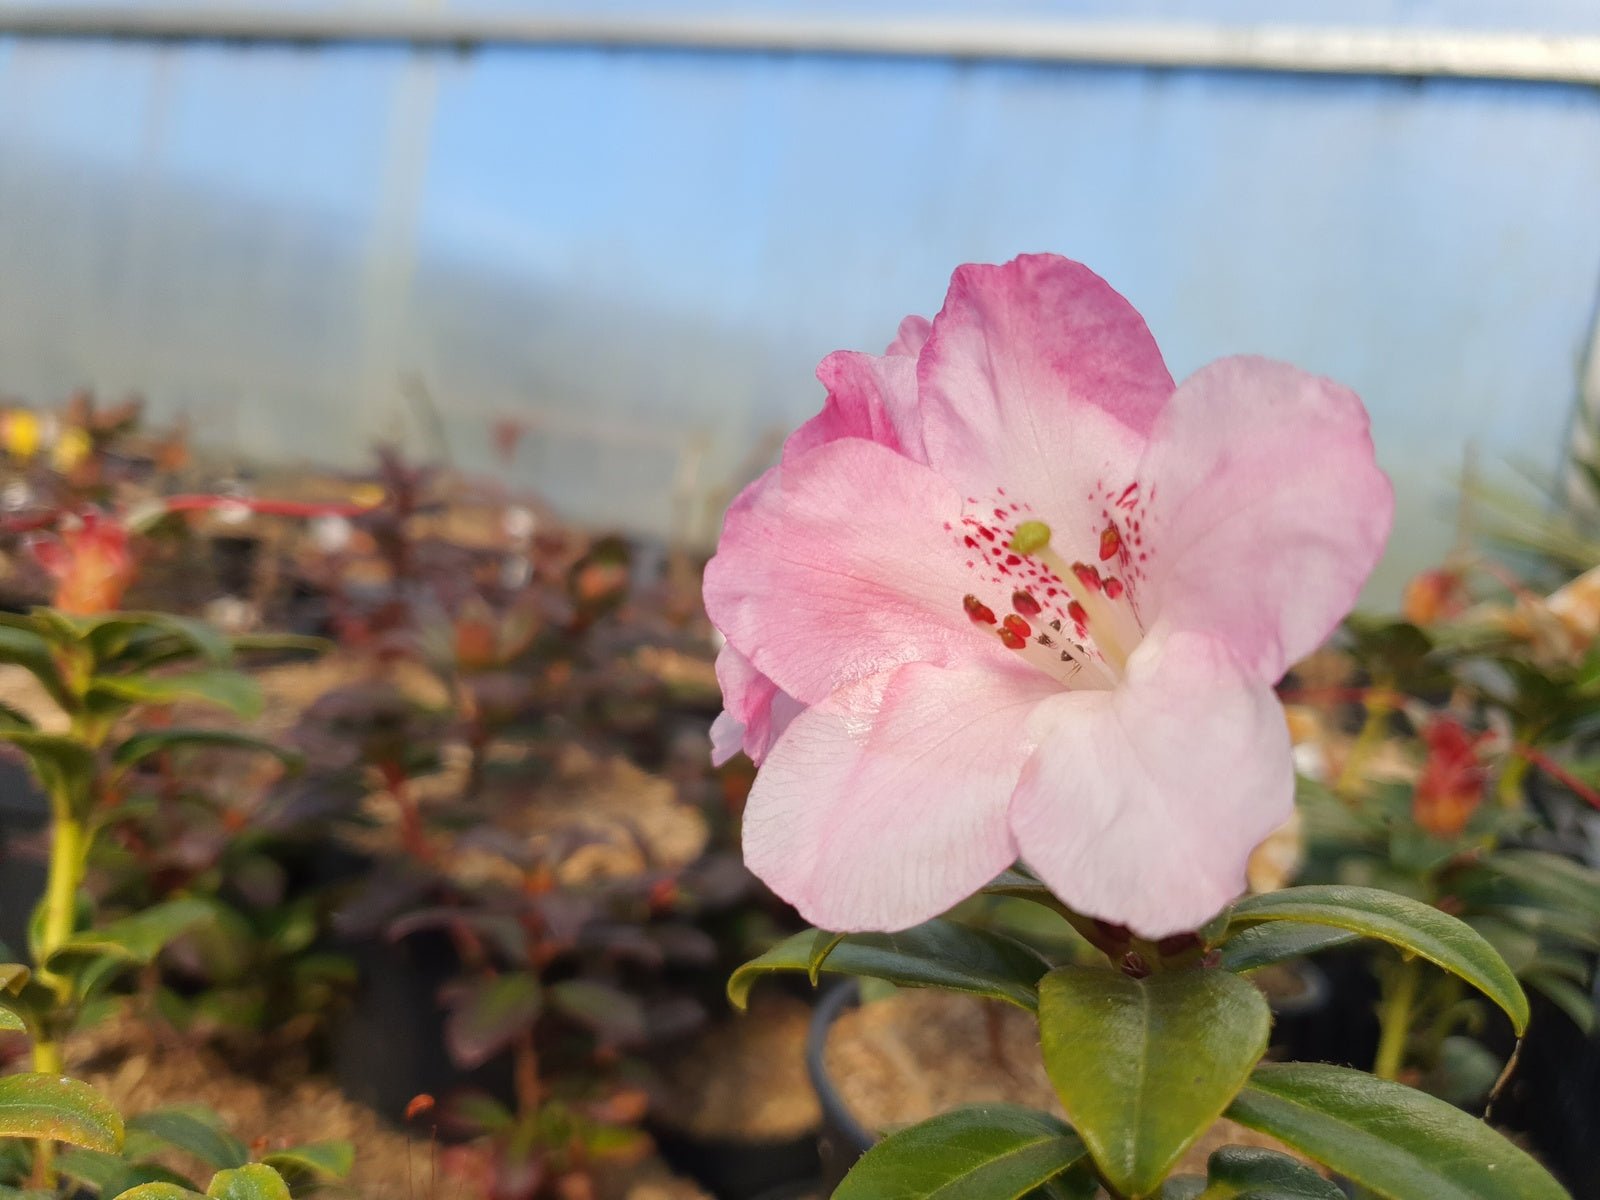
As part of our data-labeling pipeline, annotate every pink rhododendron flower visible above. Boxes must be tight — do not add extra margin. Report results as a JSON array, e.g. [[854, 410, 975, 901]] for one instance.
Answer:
[[705, 255, 1392, 938]]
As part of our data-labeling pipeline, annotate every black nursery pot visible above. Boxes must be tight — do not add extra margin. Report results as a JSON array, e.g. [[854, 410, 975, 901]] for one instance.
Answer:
[[805, 982, 875, 1193], [0, 759, 47, 956], [647, 1122, 819, 1200]]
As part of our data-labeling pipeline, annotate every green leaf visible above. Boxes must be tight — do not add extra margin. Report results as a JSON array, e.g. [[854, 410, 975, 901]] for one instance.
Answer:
[[1525, 970, 1597, 1035], [48, 899, 217, 974], [444, 973, 542, 1069], [87, 670, 262, 719], [1214, 924, 1358, 974], [1037, 966, 1270, 1197], [259, 1141, 354, 1181], [0, 1004, 24, 1032], [0, 699, 36, 731], [227, 633, 330, 657], [128, 1107, 248, 1171], [0, 731, 95, 811], [203, 1164, 293, 1200], [1225, 1062, 1568, 1200], [111, 729, 300, 773], [1226, 886, 1529, 1033], [87, 614, 234, 669], [0, 625, 73, 709], [0, 1073, 124, 1151], [835, 1105, 1089, 1200], [809, 932, 846, 985], [0, 964, 29, 994], [1473, 850, 1600, 922], [729, 922, 1050, 1012], [1192, 1146, 1342, 1199], [108, 1187, 203, 1200]]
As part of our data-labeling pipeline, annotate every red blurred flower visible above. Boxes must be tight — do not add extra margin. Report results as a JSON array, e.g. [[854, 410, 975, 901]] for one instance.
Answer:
[[27, 510, 136, 615], [1401, 566, 1468, 627], [1413, 717, 1489, 838]]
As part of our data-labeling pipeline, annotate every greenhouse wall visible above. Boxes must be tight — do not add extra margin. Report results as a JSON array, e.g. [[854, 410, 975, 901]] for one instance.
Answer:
[[1, 0, 1598, 601]]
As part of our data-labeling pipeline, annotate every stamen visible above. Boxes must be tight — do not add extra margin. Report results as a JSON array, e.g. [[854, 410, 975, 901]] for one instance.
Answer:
[[998, 625, 1028, 650], [963, 594, 997, 625], [1011, 589, 1041, 617], [1003, 614, 1032, 640], [1099, 523, 1123, 562], [1103, 577, 1125, 600], [1009, 522, 1133, 671], [1071, 562, 1102, 593]]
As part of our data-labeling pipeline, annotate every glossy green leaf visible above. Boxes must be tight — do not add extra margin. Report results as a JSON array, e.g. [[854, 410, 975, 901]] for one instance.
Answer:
[[1226, 886, 1528, 1033], [0, 731, 95, 811], [204, 1165, 293, 1200], [48, 898, 217, 972], [259, 1141, 354, 1180], [729, 922, 1050, 1011], [808, 932, 846, 985], [1191, 1146, 1341, 1198], [108, 1187, 203, 1200], [0, 1073, 124, 1151], [87, 614, 234, 670], [1037, 966, 1270, 1197], [227, 633, 330, 657], [87, 670, 262, 719], [444, 972, 542, 1069], [0, 964, 29, 993], [111, 729, 300, 773], [1225, 1062, 1568, 1200], [128, 1107, 248, 1171], [0, 1003, 24, 1032], [835, 1105, 1088, 1200], [1214, 923, 1357, 974]]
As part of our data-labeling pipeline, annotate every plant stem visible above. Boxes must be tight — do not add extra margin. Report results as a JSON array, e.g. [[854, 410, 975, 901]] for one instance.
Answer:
[[1496, 751, 1530, 809], [30, 807, 86, 1190], [1336, 686, 1392, 800], [1373, 957, 1421, 1082]]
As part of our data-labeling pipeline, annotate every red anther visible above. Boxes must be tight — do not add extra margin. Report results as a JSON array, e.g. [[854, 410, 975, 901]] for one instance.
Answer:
[[1003, 613, 1032, 640], [998, 626, 1028, 650], [405, 1094, 436, 1121], [1011, 589, 1041, 617], [1103, 576, 1125, 600], [1067, 600, 1088, 626], [1071, 562, 1102, 592], [963, 594, 997, 625], [1099, 523, 1122, 562]]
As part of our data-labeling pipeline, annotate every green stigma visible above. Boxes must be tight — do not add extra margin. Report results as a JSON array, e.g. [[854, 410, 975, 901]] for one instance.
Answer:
[[1009, 520, 1053, 555]]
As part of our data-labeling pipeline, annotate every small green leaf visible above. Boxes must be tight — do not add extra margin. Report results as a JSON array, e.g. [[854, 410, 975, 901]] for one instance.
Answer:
[[0, 732, 95, 811], [87, 614, 233, 669], [227, 633, 330, 657], [259, 1141, 354, 1180], [1193, 1145, 1342, 1198], [111, 729, 300, 773], [0, 1004, 25, 1032], [203, 1164, 293, 1200], [1473, 850, 1600, 922], [87, 670, 262, 719], [444, 973, 542, 1069], [48, 899, 217, 973], [1037, 966, 1270, 1197], [0, 625, 73, 709], [1215, 923, 1358, 974], [0, 964, 29, 994], [1226, 886, 1529, 1033], [809, 932, 846, 985], [1226, 1062, 1568, 1200], [128, 1107, 248, 1171], [0, 1073, 124, 1151], [835, 1105, 1089, 1200], [108, 1187, 203, 1200], [729, 921, 1050, 1011]]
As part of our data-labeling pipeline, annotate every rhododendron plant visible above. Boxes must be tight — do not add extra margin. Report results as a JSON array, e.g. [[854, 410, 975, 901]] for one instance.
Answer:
[[706, 254, 1392, 938]]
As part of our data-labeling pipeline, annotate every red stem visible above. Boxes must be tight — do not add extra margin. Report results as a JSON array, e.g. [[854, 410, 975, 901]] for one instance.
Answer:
[[1515, 744, 1600, 812]]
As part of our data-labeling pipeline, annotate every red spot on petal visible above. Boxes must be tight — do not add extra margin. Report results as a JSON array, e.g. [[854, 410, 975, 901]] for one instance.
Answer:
[[964, 535, 979, 549], [1099, 524, 1122, 562], [979, 527, 996, 541], [964, 594, 997, 625], [1005, 553, 1021, 566]]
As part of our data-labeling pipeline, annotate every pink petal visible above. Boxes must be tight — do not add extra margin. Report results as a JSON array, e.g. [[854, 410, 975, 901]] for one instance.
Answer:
[[704, 438, 1010, 707], [1136, 356, 1394, 682], [711, 644, 805, 766], [917, 254, 1174, 562], [743, 661, 1056, 931], [1010, 630, 1293, 939], [784, 350, 924, 462], [886, 314, 931, 357]]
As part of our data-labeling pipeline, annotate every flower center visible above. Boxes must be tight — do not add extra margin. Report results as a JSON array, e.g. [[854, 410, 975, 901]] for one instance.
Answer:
[[952, 493, 1148, 690]]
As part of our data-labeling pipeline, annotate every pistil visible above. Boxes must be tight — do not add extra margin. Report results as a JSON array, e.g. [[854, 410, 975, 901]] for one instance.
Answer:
[[1010, 521, 1136, 671]]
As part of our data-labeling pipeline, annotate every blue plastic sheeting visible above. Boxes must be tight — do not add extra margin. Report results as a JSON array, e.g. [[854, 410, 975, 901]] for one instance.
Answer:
[[0, 21, 1597, 602]]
